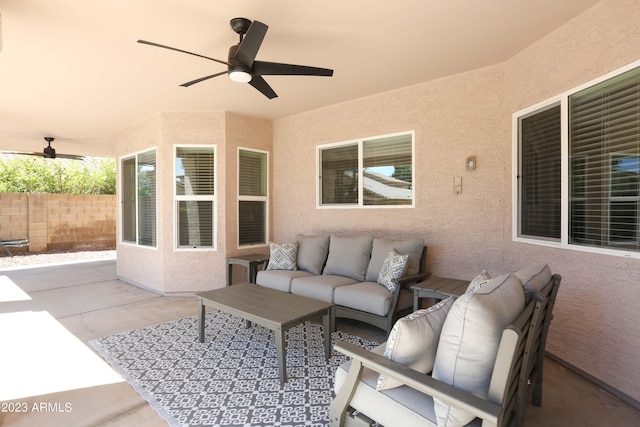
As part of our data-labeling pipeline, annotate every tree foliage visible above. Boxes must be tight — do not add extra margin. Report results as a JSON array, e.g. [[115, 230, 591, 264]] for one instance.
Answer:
[[0, 155, 116, 194]]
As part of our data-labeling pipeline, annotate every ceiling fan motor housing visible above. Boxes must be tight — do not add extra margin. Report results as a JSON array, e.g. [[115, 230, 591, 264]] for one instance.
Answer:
[[44, 145, 56, 158]]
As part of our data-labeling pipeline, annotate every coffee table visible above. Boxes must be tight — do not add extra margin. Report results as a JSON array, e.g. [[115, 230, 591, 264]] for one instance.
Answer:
[[196, 283, 335, 385]]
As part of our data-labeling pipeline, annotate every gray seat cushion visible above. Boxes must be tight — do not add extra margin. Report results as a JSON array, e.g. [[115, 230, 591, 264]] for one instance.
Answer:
[[366, 237, 424, 282], [256, 269, 313, 292], [335, 345, 440, 426], [290, 274, 357, 302], [334, 282, 412, 316]]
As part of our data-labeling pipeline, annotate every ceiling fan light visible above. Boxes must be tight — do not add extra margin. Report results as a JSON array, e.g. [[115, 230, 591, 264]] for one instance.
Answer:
[[229, 70, 252, 83]]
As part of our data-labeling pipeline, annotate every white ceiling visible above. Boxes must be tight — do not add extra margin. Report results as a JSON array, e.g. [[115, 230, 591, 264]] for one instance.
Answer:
[[0, 0, 601, 157]]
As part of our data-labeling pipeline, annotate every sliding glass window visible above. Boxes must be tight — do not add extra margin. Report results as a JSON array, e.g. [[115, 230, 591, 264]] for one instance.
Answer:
[[318, 131, 414, 208]]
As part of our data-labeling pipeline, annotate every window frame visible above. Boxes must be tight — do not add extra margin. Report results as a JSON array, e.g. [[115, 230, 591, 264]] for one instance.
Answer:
[[119, 148, 158, 249], [237, 147, 269, 249], [173, 144, 217, 251], [513, 59, 640, 259], [316, 131, 415, 209]]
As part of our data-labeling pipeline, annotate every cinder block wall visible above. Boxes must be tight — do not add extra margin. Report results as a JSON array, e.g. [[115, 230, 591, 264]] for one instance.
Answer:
[[0, 193, 116, 253]]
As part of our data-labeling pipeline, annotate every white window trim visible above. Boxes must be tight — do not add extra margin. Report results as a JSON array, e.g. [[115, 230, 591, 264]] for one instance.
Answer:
[[316, 130, 416, 209], [119, 147, 158, 251], [237, 147, 269, 249], [512, 58, 640, 259], [173, 144, 217, 251]]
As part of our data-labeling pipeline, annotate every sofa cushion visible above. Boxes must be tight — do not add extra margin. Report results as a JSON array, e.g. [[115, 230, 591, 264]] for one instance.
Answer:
[[296, 234, 330, 275], [514, 264, 551, 304], [256, 269, 313, 293], [334, 282, 392, 316], [377, 297, 454, 391], [323, 235, 374, 281], [266, 241, 298, 270], [366, 237, 424, 282], [335, 345, 440, 426], [377, 249, 409, 292], [432, 273, 525, 427], [290, 274, 357, 302]]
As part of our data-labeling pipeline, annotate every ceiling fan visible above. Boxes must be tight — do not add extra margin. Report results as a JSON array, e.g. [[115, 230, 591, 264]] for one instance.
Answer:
[[137, 17, 334, 99], [8, 137, 85, 160]]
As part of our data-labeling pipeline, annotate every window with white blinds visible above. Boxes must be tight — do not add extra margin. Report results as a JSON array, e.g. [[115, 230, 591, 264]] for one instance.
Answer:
[[515, 63, 640, 257], [175, 146, 215, 249], [318, 131, 414, 207], [238, 148, 268, 247], [121, 149, 156, 247]]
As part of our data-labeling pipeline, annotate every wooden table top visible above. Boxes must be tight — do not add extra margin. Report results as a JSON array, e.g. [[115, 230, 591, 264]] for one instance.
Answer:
[[197, 283, 334, 328]]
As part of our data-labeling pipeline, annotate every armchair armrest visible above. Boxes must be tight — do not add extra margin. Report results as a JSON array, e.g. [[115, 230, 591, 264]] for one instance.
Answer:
[[331, 341, 503, 427]]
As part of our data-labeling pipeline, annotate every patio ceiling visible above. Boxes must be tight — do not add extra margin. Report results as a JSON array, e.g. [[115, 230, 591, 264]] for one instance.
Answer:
[[0, 0, 600, 157]]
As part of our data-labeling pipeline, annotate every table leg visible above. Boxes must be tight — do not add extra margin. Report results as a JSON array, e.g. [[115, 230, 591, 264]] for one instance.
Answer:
[[413, 290, 419, 311], [323, 307, 334, 360], [198, 300, 205, 343], [227, 262, 233, 286], [276, 327, 286, 385]]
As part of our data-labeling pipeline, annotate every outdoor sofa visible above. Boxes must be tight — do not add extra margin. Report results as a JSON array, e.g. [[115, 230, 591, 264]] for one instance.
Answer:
[[255, 234, 428, 334], [330, 264, 561, 427]]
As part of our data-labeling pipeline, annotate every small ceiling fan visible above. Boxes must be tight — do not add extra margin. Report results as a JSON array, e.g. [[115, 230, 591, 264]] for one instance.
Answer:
[[138, 17, 334, 99], [8, 137, 85, 160]]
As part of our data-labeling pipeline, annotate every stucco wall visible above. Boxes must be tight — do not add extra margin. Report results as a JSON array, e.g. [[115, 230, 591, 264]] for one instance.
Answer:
[[272, 0, 640, 404], [115, 111, 272, 294]]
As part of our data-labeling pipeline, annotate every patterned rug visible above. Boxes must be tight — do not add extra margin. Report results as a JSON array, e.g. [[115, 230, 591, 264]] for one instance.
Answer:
[[90, 311, 379, 427]]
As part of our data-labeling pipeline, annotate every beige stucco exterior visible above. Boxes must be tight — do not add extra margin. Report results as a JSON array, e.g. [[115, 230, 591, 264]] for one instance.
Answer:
[[115, 0, 640, 406]]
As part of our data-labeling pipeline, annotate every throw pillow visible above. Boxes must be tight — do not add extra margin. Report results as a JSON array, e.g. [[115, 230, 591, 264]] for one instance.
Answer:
[[365, 237, 425, 281], [377, 249, 409, 292], [465, 269, 491, 293], [432, 273, 525, 427], [377, 297, 454, 391], [266, 242, 298, 271]]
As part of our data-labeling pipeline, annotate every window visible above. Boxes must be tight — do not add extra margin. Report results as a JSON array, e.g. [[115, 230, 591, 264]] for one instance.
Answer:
[[318, 132, 414, 207], [238, 148, 268, 247], [515, 63, 640, 257], [121, 149, 156, 247], [175, 146, 215, 249]]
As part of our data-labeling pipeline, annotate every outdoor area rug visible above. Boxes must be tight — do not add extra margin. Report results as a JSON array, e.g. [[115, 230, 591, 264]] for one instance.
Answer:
[[90, 311, 380, 427]]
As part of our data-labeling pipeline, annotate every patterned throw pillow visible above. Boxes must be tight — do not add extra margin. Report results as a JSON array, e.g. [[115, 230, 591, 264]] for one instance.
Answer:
[[466, 269, 492, 293], [266, 242, 298, 271], [377, 249, 409, 292]]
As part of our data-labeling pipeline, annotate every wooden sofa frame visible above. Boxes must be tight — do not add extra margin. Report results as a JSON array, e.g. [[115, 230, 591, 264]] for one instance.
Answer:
[[330, 273, 561, 427], [333, 246, 428, 336]]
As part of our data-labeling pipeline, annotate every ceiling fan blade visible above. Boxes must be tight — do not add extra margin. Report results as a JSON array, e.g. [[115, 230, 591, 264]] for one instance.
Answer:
[[253, 60, 334, 77], [234, 21, 268, 67], [137, 40, 230, 66], [180, 71, 228, 87], [249, 75, 278, 99], [55, 154, 85, 160]]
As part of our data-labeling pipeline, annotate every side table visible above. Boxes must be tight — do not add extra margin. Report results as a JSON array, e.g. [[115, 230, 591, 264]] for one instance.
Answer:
[[411, 276, 470, 310], [226, 253, 269, 285]]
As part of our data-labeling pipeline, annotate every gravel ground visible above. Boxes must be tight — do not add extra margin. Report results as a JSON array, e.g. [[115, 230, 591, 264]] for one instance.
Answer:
[[0, 249, 116, 269]]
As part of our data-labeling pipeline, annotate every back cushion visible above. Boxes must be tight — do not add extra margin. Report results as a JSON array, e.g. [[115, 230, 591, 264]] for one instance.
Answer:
[[296, 234, 330, 275], [323, 235, 374, 281], [514, 264, 551, 304], [432, 273, 525, 427], [365, 237, 425, 281]]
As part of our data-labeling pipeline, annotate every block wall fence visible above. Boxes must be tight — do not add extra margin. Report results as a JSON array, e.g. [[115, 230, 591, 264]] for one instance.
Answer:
[[0, 193, 116, 253]]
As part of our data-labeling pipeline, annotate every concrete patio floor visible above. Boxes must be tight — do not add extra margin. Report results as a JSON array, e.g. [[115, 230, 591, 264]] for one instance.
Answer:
[[0, 259, 638, 426]]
